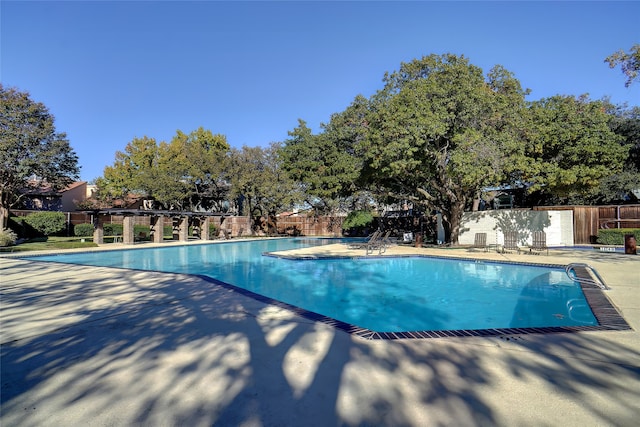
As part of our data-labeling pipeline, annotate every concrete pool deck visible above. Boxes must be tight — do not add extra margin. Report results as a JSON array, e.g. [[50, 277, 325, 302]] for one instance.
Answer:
[[1, 239, 639, 426]]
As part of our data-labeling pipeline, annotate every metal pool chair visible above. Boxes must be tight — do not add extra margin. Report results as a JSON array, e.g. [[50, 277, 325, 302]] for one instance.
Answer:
[[366, 230, 393, 255], [529, 230, 548, 255], [502, 231, 520, 254], [347, 230, 381, 250], [471, 232, 488, 252]]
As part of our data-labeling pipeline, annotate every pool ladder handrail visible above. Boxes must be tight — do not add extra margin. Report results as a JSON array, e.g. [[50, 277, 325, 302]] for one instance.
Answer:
[[565, 263, 609, 290]]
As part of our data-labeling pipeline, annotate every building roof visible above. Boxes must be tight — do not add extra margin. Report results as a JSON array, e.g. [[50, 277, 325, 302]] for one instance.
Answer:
[[21, 181, 86, 196]]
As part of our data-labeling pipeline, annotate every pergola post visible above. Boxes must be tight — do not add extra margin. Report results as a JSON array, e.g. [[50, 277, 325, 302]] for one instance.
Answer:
[[92, 215, 104, 244], [179, 216, 189, 242], [202, 217, 212, 240], [151, 215, 164, 243], [123, 215, 135, 245]]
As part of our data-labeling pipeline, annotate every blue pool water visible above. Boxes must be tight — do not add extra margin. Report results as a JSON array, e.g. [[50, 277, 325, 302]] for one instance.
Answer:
[[26, 238, 597, 333]]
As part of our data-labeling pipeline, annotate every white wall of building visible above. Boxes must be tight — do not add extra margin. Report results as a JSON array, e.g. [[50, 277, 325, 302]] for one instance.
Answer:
[[458, 209, 574, 246]]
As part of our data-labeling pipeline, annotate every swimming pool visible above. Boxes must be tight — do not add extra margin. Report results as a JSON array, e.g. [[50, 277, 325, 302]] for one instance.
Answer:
[[22, 237, 624, 338]]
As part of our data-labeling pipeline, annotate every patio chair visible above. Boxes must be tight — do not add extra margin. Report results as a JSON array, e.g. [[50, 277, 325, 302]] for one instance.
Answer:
[[529, 230, 548, 255], [381, 230, 396, 248], [366, 230, 393, 255], [502, 231, 520, 254], [471, 232, 488, 252], [347, 230, 381, 250]]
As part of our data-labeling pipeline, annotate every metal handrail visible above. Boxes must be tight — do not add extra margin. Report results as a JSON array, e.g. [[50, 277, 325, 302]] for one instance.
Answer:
[[565, 263, 609, 290]]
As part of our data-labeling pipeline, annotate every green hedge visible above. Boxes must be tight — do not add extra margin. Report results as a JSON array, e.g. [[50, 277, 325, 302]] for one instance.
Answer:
[[597, 228, 640, 245], [103, 223, 123, 236], [23, 212, 66, 236], [74, 223, 94, 237]]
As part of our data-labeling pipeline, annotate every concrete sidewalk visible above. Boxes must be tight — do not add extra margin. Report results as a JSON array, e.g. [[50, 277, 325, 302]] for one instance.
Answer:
[[1, 242, 639, 426]]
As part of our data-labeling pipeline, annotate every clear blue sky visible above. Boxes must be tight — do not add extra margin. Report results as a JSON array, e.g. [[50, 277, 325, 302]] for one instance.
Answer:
[[2, 1, 639, 182]]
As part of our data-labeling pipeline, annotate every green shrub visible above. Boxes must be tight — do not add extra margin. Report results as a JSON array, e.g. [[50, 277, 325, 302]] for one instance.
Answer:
[[342, 210, 375, 230], [74, 223, 94, 237], [24, 211, 66, 236], [103, 223, 123, 236], [0, 228, 18, 247], [342, 210, 376, 236], [597, 228, 640, 245]]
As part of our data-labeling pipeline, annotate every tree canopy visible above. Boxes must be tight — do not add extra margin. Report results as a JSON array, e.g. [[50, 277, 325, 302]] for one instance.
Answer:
[[278, 54, 633, 243], [0, 84, 79, 228], [360, 54, 530, 243], [227, 143, 301, 233], [523, 95, 627, 204], [278, 115, 363, 214], [100, 128, 229, 210]]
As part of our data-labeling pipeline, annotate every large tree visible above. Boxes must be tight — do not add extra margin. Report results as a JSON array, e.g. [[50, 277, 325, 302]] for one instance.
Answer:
[[99, 128, 230, 210], [227, 143, 301, 233], [360, 54, 529, 244], [100, 135, 159, 201], [0, 85, 79, 228], [573, 102, 640, 204], [523, 95, 628, 205], [156, 128, 230, 210], [279, 115, 364, 214]]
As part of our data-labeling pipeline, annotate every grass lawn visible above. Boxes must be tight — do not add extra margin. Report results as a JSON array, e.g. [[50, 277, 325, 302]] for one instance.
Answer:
[[0, 236, 100, 252]]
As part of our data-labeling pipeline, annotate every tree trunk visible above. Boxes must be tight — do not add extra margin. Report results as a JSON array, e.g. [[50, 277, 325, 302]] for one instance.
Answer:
[[442, 197, 466, 245], [0, 206, 8, 230]]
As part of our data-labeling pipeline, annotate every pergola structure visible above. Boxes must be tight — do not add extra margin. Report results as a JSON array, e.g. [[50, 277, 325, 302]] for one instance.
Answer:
[[87, 209, 228, 245]]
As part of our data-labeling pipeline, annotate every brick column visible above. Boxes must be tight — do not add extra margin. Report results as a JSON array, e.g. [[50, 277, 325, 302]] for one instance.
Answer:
[[202, 217, 212, 240], [123, 215, 135, 245], [92, 215, 104, 244], [151, 215, 164, 243], [179, 216, 189, 242]]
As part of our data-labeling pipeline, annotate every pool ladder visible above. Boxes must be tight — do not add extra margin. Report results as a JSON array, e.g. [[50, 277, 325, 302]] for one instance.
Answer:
[[565, 263, 609, 290]]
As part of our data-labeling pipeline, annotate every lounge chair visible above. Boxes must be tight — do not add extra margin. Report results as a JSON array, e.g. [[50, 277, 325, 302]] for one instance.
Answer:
[[502, 231, 520, 254], [366, 230, 393, 255], [381, 230, 395, 247], [529, 230, 548, 255], [471, 232, 488, 252], [347, 230, 381, 250]]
